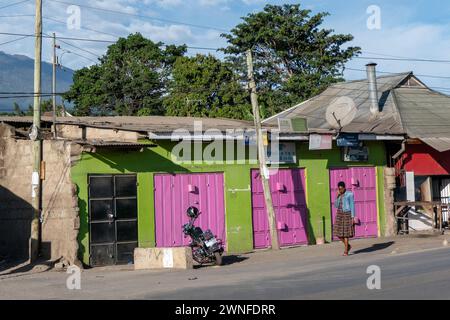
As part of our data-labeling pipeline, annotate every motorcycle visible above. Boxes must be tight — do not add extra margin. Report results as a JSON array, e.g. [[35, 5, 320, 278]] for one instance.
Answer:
[[182, 206, 224, 266]]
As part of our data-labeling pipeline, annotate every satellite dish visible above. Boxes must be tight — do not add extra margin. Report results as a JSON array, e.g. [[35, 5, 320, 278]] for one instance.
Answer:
[[325, 96, 357, 129]]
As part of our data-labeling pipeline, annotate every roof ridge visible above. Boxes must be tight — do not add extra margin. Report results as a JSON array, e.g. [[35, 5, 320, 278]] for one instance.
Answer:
[[334, 71, 412, 86]]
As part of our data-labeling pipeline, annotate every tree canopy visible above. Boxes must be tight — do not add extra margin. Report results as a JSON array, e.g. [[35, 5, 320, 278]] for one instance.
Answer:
[[222, 4, 360, 117], [64, 4, 360, 120], [64, 33, 186, 116], [164, 54, 252, 120]]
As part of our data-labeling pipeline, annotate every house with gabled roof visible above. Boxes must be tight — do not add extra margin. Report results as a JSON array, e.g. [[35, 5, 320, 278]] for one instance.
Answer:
[[264, 62, 450, 234]]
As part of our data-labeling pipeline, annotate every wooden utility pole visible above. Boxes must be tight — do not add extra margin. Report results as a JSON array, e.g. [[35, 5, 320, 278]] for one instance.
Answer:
[[246, 49, 280, 250], [52, 32, 57, 138], [30, 0, 43, 263]]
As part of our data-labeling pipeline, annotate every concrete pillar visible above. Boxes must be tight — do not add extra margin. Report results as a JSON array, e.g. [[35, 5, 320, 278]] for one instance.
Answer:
[[134, 247, 194, 270], [384, 167, 397, 236]]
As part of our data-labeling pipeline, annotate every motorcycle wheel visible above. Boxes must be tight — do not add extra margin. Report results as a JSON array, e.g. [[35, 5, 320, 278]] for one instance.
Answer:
[[214, 252, 223, 266]]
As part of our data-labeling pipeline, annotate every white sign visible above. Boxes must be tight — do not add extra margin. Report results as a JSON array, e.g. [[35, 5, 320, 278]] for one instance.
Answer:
[[266, 142, 297, 164], [162, 249, 174, 268], [406, 172, 415, 202], [309, 134, 333, 150]]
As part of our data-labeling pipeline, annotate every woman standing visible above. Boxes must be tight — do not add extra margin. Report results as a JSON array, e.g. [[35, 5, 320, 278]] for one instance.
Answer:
[[333, 181, 356, 256]]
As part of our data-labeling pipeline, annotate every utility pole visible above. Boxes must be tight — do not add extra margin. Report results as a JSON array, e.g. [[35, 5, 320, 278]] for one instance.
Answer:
[[52, 32, 57, 138], [30, 0, 43, 263], [246, 49, 280, 250]]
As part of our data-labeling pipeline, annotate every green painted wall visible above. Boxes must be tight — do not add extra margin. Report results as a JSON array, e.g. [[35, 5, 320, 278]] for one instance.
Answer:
[[297, 141, 387, 243], [71, 139, 387, 265], [71, 142, 259, 264]]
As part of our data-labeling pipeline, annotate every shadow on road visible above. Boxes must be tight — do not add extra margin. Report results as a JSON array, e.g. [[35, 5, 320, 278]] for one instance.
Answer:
[[194, 255, 249, 269], [353, 241, 395, 254], [0, 258, 55, 277]]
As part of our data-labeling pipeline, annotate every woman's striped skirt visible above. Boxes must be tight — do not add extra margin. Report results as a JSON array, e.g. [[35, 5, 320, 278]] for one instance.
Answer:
[[333, 210, 354, 238]]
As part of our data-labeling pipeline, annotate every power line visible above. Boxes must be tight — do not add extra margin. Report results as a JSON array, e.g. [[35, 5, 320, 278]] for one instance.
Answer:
[[356, 56, 450, 64], [0, 0, 30, 10], [0, 35, 31, 46], [0, 31, 116, 43], [0, 92, 65, 94], [345, 67, 450, 81], [0, 94, 54, 99], [43, 16, 220, 52], [0, 14, 34, 17], [43, 31, 101, 62], [43, 16, 120, 39], [45, 0, 229, 32], [60, 47, 98, 64]]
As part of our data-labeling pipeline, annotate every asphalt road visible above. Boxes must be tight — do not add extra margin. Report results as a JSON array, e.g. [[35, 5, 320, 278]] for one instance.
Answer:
[[1, 243, 449, 300], [149, 247, 450, 300]]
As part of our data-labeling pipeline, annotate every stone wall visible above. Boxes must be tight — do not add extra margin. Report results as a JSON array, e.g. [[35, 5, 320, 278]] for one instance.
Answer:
[[57, 125, 139, 142], [0, 123, 81, 265], [383, 167, 396, 236]]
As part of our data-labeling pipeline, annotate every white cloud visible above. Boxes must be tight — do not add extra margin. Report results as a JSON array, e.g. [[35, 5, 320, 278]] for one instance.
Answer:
[[142, 0, 184, 9], [198, 0, 229, 6], [241, 0, 265, 5], [343, 22, 450, 90]]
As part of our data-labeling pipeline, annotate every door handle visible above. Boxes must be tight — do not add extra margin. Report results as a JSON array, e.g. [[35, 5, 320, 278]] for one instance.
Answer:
[[107, 212, 114, 223]]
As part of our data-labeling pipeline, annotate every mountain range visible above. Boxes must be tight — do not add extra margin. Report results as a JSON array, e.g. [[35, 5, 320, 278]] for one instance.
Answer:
[[0, 51, 74, 112]]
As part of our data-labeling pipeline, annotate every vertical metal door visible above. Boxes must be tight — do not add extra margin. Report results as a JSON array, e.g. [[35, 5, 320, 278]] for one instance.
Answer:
[[154, 173, 226, 248], [329, 167, 378, 239], [89, 175, 138, 266], [251, 169, 308, 249]]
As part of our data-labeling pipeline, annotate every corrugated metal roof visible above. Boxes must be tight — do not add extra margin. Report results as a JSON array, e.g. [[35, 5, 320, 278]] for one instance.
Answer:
[[263, 72, 411, 134], [263, 71, 450, 151], [74, 140, 156, 148], [0, 116, 258, 132], [420, 138, 450, 152], [393, 87, 450, 138]]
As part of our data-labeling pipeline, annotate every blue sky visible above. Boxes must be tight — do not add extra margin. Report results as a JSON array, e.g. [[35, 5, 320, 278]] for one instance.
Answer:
[[1, 0, 450, 91]]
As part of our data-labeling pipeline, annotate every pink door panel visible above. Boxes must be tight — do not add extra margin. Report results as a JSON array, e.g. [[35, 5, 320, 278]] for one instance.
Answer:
[[154, 173, 226, 248], [329, 167, 378, 239], [251, 169, 308, 249]]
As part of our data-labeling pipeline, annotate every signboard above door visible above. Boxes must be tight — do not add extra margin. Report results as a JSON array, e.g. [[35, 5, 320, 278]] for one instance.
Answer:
[[309, 134, 333, 150], [266, 142, 297, 164], [336, 133, 361, 147]]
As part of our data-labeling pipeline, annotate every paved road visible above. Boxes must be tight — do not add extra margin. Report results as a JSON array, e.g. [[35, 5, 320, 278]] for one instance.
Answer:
[[0, 237, 449, 299], [152, 248, 450, 300]]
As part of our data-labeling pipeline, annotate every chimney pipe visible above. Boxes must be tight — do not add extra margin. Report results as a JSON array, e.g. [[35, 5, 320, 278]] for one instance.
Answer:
[[366, 62, 379, 116]]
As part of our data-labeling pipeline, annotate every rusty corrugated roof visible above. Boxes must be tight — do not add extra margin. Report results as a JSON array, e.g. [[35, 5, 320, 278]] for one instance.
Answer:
[[0, 116, 257, 132], [263, 72, 411, 134], [74, 140, 156, 148]]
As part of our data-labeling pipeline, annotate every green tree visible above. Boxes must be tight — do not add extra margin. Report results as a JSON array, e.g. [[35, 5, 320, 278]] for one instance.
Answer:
[[13, 102, 24, 116], [222, 4, 361, 118], [64, 33, 186, 116], [164, 54, 252, 120], [20, 99, 64, 116]]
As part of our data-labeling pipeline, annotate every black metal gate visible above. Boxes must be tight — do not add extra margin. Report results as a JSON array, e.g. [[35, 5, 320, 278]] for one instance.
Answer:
[[88, 174, 138, 266]]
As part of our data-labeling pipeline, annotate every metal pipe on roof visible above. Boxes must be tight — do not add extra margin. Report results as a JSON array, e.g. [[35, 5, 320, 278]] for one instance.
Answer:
[[366, 62, 380, 116], [392, 140, 406, 159]]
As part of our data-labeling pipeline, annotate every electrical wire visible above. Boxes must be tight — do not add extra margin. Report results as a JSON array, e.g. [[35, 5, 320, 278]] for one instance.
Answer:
[[0, 0, 30, 10], [43, 16, 120, 40], [345, 67, 450, 81], [0, 35, 31, 46], [0, 14, 34, 18], [355, 56, 450, 64], [45, 0, 229, 32]]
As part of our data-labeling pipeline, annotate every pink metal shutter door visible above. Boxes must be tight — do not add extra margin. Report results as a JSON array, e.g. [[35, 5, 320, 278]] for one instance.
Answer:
[[154, 173, 226, 248], [329, 167, 378, 240], [251, 169, 308, 249]]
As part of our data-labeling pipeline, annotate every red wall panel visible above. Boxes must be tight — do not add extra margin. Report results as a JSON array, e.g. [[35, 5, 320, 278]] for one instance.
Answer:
[[397, 144, 450, 176]]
